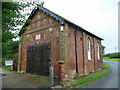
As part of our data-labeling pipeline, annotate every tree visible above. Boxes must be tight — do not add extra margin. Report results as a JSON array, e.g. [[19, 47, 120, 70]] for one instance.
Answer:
[[102, 45, 105, 55], [2, 1, 44, 59]]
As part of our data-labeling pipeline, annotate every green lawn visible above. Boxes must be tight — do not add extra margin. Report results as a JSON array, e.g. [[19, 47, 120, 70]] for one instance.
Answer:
[[63, 62, 110, 88], [2, 66, 12, 71], [103, 57, 120, 61]]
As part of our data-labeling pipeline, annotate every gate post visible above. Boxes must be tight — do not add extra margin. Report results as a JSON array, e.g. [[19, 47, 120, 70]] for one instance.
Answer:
[[49, 66, 54, 87], [48, 60, 54, 87], [58, 60, 65, 84]]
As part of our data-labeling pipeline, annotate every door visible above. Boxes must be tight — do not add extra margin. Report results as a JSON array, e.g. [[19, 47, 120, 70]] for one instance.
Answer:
[[26, 43, 51, 76]]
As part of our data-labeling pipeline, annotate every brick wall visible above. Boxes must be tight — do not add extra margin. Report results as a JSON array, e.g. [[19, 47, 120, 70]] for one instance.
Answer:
[[19, 9, 103, 80], [20, 10, 61, 75], [64, 24, 103, 79]]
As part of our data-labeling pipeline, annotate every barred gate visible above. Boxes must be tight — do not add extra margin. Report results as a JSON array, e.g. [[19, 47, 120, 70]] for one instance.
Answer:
[[26, 43, 51, 76]]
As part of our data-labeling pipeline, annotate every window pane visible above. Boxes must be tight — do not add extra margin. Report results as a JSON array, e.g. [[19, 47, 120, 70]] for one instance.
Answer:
[[87, 39, 91, 60], [35, 34, 41, 40], [97, 43, 100, 60]]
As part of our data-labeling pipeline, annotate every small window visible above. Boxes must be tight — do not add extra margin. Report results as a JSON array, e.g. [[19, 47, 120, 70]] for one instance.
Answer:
[[87, 38, 92, 60], [49, 28, 52, 31], [97, 43, 100, 60], [35, 34, 41, 40], [27, 34, 30, 37], [61, 26, 63, 31]]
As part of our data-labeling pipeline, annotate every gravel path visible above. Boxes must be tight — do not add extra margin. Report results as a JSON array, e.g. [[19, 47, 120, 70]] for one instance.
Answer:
[[2, 69, 50, 88]]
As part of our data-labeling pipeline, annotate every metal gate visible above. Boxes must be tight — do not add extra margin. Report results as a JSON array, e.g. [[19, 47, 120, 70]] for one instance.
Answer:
[[26, 43, 51, 76]]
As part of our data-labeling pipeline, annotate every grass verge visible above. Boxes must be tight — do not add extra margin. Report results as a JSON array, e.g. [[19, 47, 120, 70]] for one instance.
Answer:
[[2, 66, 12, 71], [103, 57, 120, 61], [63, 62, 110, 88]]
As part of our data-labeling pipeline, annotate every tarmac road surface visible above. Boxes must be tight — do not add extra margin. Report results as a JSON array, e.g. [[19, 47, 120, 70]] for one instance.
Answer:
[[83, 60, 119, 88]]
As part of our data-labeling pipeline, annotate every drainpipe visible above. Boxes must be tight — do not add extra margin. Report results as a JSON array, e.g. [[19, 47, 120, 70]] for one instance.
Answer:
[[74, 30, 78, 73], [82, 32, 85, 75], [93, 38, 96, 72]]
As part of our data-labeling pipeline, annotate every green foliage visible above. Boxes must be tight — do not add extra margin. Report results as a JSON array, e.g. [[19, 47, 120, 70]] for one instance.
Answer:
[[109, 52, 120, 58], [2, 40, 19, 59], [2, 66, 12, 71], [63, 62, 110, 88], [19, 26, 29, 35], [103, 53, 110, 57], [102, 45, 105, 54], [26, 19, 32, 24], [0, 58, 2, 66], [103, 57, 120, 61], [2, 2, 24, 32], [103, 52, 120, 58], [2, 1, 44, 59]]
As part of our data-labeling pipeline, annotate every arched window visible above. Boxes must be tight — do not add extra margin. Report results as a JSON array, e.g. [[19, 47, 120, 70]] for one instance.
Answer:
[[97, 42, 100, 60], [87, 38, 91, 60]]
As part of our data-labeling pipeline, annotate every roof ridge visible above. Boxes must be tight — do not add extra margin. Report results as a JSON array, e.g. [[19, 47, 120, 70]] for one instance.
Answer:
[[19, 6, 103, 40]]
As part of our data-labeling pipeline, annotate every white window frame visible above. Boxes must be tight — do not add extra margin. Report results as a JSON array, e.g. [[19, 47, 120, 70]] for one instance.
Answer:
[[87, 38, 92, 60], [35, 34, 41, 40], [97, 43, 100, 60]]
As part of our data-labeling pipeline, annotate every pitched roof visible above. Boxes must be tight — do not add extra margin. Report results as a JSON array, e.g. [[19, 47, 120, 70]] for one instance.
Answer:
[[19, 6, 103, 40]]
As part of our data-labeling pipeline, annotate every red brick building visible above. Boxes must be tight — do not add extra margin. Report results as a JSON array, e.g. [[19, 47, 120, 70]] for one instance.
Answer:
[[17, 6, 103, 82]]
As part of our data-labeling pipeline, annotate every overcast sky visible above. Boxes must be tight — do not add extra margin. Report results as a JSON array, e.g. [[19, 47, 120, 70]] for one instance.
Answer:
[[13, 0, 119, 54], [41, 0, 119, 54]]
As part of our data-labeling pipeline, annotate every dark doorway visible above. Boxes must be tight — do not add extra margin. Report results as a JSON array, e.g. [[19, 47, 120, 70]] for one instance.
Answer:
[[26, 43, 51, 76]]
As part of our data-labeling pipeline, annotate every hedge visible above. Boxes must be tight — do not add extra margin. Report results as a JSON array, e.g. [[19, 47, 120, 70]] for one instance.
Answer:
[[103, 52, 120, 58]]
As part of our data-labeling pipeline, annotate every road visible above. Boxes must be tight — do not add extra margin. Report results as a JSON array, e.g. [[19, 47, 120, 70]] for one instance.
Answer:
[[83, 60, 119, 88]]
